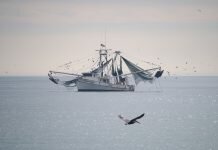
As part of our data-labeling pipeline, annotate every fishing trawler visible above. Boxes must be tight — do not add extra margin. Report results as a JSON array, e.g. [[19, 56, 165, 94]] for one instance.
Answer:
[[48, 44, 164, 91]]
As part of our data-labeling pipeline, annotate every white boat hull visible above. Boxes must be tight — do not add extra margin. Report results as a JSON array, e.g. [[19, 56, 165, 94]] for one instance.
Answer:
[[76, 78, 134, 91]]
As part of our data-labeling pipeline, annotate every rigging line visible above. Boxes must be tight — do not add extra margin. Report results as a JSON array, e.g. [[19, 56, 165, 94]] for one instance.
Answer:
[[54, 59, 97, 71], [60, 55, 96, 66], [49, 71, 82, 76], [90, 58, 100, 71], [68, 57, 99, 72], [104, 28, 107, 48], [106, 60, 113, 74], [75, 53, 98, 61], [63, 53, 98, 65], [122, 57, 160, 74], [72, 57, 97, 65], [117, 67, 161, 77], [142, 60, 161, 68]]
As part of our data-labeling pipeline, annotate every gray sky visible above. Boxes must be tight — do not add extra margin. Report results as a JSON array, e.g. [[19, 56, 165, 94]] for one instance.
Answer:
[[0, 0, 218, 76]]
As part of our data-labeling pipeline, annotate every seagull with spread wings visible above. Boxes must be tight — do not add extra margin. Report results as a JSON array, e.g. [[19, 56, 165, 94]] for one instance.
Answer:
[[118, 113, 145, 125]]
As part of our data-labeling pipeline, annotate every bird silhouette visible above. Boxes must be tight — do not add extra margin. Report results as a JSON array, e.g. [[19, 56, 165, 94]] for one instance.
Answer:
[[118, 113, 145, 125]]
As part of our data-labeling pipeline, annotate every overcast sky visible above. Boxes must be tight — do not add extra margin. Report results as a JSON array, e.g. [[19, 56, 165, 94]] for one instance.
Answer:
[[0, 0, 218, 76]]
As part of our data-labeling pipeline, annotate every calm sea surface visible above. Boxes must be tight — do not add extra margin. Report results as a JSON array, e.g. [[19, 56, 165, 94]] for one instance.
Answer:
[[0, 76, 218, 150]]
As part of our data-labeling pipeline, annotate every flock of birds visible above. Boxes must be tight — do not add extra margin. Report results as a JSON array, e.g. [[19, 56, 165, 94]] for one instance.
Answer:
[[57, 56, 199, 78], [143, 57, 198, 78]]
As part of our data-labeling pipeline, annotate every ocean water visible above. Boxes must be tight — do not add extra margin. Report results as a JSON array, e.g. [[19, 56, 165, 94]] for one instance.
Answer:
[[0, 76, 217, 150]]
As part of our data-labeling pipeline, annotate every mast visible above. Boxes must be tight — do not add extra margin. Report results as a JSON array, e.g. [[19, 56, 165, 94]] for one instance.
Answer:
[[113, 51, 122, 83], [96, 44, 111, 77]]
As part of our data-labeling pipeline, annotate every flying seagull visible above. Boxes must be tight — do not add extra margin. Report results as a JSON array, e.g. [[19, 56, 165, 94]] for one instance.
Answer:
[[118, 113, 145, 125]]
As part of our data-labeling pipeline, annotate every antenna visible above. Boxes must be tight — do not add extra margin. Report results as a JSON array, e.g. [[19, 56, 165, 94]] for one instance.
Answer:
[[104, 28, 107, 49]]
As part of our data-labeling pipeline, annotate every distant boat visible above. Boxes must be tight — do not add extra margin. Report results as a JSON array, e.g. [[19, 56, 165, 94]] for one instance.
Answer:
[[48, 44, 163, 91]]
